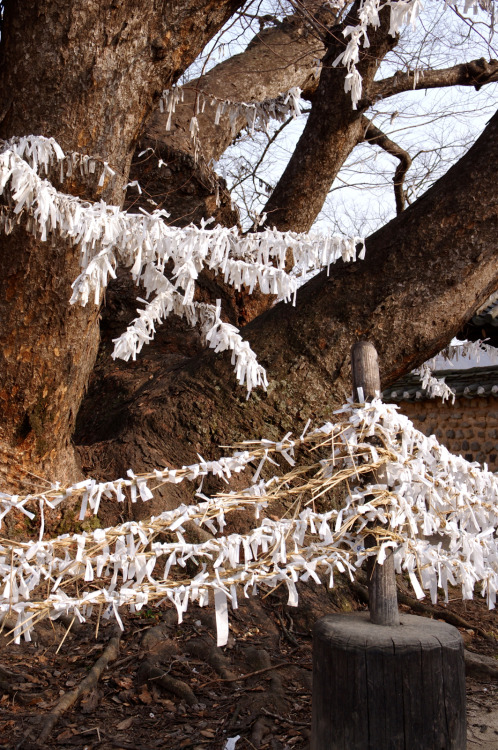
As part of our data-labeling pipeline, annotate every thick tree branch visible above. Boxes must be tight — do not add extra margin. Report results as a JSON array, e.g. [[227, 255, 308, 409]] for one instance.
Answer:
[[369, 57, 498, 102], [361, 116, 412, 214], [119, 14, 331, 335], [145, 18, 324, 164], [128, 14, 326, 227], [262, 5, 398, 232], [78, 112, 498, 523], [121, 10, 331, 331]]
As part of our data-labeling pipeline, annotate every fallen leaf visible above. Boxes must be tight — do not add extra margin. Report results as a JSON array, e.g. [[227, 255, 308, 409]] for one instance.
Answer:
[[139, 685, 152, 704], [199, 729, 215, 738], [116, 717, 134, 731], [116, 676, 133, 690]]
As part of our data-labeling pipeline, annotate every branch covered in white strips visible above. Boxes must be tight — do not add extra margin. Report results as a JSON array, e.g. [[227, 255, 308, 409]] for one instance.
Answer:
[[160, 86, 304, 138], [413, 362, 455, 403], [413, 339, 498, 402], [1, 401, 497, 646], [0, 135, 363, 394], [442, 339, 498, 365], [332, 0, 493, 107]]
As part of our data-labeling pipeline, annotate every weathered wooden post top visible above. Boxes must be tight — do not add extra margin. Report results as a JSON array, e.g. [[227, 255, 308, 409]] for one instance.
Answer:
[[311, 340, 467, 750]]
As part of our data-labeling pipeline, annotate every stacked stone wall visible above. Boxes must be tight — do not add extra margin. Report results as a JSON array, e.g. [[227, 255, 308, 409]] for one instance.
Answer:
[[399, 396, 498, 468]]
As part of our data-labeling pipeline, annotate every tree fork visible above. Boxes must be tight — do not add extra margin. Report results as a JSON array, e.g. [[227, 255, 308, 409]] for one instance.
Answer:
[[262, 5, 398, 232]]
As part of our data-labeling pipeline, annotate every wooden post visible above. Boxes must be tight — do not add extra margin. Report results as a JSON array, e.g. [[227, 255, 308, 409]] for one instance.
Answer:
[[311, 613, 467, 750], [310, 341, 467, 749], [351, 340, 399, 627]]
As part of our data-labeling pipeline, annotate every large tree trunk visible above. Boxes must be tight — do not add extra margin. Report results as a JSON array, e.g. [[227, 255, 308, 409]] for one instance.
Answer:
[[0, 0, 243, 489], [77, 108, 498, 522]]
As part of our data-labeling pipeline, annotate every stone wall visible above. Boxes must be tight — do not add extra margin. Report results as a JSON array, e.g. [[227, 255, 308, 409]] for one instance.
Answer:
[[399, 395, 498, 468]]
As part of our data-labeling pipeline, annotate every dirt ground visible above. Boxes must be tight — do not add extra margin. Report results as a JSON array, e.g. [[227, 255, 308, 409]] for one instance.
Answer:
[[0, 581, 496, 750], [467, 680, 498, 749]]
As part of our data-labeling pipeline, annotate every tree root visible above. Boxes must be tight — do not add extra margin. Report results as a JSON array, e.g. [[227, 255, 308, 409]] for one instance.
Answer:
[[0, 664, 48, 704], [274, 609, 299, 647], [186, 637, 237, 680], [138, 621, 198, 705], [464, 650, 498, 680], [250, 715, 272, 747], [137, 659, 197, 705], [37, 628, 121, 744], [397, 591, 495, 640], [262, 708, 311, 727], [221, 647, 291, 745], [0, 664, 16, 689]]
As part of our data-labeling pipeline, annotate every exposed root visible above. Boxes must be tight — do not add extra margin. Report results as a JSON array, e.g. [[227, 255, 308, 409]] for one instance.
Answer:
[[0, 663, 47, 704], [199, 659, 307, 687], [186, 637, 237, 680], [221, 646, 291, 744], [262, 707, 311, 727], [464, 650, 498, 680], [397, 591, 495, 640], [137, 658, 197, 705], [274, 609, 299, 646], [37, 627, 121, 744], [138, 618, 198, 705], [0, 664, 16, 683], [251, 715, 273, 747]]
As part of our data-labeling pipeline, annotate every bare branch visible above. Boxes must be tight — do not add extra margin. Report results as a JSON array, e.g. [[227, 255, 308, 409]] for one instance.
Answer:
[[360, 116, 412, 214], [369, 57, 498, 102]]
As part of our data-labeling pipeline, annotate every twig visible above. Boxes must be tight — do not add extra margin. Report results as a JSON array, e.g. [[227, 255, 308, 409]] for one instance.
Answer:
[[262, 708, 310, 727], [199, 660, 311, 688], [55, 614, 75, 654]]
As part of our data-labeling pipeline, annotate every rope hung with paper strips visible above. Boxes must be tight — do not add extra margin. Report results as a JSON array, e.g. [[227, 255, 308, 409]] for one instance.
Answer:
[[1, 400, 497, 647]]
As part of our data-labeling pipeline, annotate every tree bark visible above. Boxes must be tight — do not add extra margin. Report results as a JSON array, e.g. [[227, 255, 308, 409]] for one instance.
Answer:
[[119, 12, 329, 338], [0, 0, 244, 488], [77, 108, 498, 523]]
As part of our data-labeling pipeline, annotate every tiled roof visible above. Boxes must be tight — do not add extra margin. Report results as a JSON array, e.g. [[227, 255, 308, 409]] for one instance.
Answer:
[[473, 291, 498, 328], [383, 366, 498, 403]]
